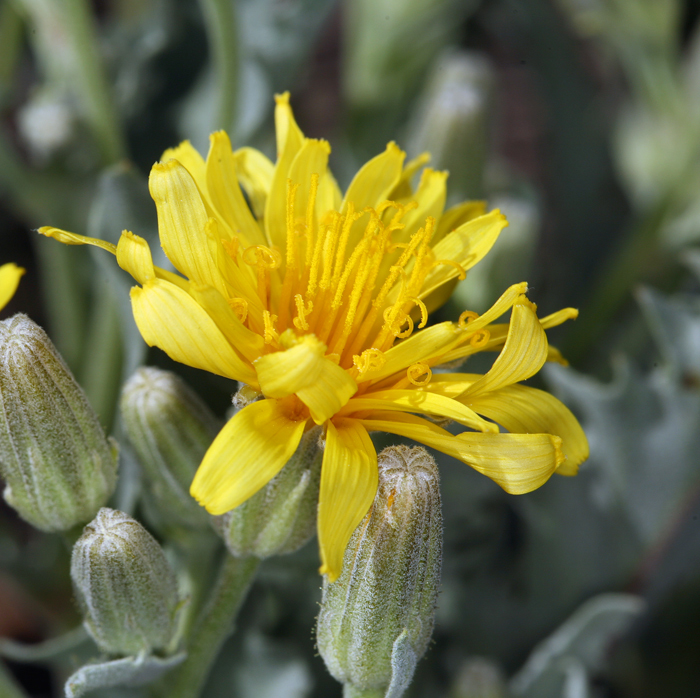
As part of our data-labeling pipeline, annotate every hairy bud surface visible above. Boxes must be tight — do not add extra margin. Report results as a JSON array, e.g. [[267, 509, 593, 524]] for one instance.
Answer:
[[71, 508, 180, 656], [0, 314, 118, 531], [316, 445, 443, 696], [214, 428, 322, 559]]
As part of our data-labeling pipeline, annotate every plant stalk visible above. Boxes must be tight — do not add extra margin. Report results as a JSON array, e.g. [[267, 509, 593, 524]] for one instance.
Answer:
[[153, 553, 259, 698], [562, 196, 673, 366], [61, 0, 126, 164], [198, 0, 239, 133]]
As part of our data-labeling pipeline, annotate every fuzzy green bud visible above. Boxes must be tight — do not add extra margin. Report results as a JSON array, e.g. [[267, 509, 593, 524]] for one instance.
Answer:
[[406, 50, 494, 202], [0, 314, 118, 532], [71, 507, 180, 657], [213, 428, 322, 559], [316, 446, 443, 697], [120, 367, 219, 531]]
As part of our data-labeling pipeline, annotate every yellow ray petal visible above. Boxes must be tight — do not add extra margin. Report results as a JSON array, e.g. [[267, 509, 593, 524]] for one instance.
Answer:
[[339, 388, 498, 432], [341, 142, 406, 252], [434, 200, 487, 245], [265, 92, 306, 250], [436, 295, 568, 365], [393, 168, 448, 244], [316, 169, 343, 216], [419, 209, 508, 299], [206, 131, 266, 247], [318, 419, 378, 582], [388, 152, 430, 200], [296, 362, 358, 425], [342, 142, 406, 212], [459, 282, 529, 332], [131, 278, 257, 385], [190, 399, 307, 514], [422, 373, 481, 397], [254, 335, 357, 421], [38, 227, 117, 254], [461, 297, 548, 398], [161, 140, 207, 195], [254, 334, 327, 397], [356, 412, 563, 494], [541, 307, 579, 329], [116, 231, 155, 284], [234, 146, 275, 220], [463, 384, 589, 475], [0, 263, 24, 311], [288, 138, 332, 226], [188, 284, 264, 362], [547, 345, 569, 366], [40, 227, 189, 290], [359, 322, 464, 384], [148, 160, 226, 293], [274, 91, 305, 157]]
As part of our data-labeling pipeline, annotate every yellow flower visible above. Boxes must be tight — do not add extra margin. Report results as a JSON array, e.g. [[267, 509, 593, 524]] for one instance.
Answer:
[[39, 93, 588, 581], [0, 263, 24, 312]]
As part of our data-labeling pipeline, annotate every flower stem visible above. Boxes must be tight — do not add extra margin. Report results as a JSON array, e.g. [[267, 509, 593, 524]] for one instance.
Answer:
[[562, 195, 673, 366], [198, 0, 239, 133], [62, 0, 126, 164], [153, 554, 259, 698]]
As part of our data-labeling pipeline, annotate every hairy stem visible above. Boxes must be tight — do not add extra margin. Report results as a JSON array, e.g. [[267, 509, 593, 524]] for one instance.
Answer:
[[62, 0, 126, 164], [198, 0, 239, 133], [154, 554, 259, 698]]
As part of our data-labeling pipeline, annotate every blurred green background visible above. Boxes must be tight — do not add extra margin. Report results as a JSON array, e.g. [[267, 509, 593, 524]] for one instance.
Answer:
[[2, 0, 700, 696]]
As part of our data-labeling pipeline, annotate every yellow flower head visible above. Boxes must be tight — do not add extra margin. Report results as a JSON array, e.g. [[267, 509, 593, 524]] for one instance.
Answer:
[[39, 93, 588, 581], [0, 263, 24, 312]]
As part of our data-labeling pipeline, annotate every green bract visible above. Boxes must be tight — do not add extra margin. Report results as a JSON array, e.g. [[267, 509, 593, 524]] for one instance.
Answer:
[[316, 445, 443, 697], [71, 507, 181, 657], [213, 426, 322, 559], [0, 314, 118, 532], [120, 366, 219, 532]]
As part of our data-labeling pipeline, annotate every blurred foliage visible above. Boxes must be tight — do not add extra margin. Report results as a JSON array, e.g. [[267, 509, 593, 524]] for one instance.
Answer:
[[2, 0, 700, 696]]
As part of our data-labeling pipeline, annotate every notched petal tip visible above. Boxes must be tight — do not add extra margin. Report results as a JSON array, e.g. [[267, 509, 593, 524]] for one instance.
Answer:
[[385, 141, 405, 158]]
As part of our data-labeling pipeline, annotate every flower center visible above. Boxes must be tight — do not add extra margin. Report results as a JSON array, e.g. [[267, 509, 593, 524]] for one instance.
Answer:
[[227, 175, 466, 373]]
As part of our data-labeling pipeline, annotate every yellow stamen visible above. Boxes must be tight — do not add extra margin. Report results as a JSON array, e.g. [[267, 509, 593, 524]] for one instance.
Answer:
[[407, 363, 432, 386], [307, 212, 339, 301], [278, 180, 301, 329], [434, 259, 467, 280], [459, 310, 479, 327], [227, 297, 248, 323], [304, 173, 319, 268], [243, 245, 281, 310], [383, 307, 414, 339], [285, 179, 301, 269], [293, 294, 313, 331], [222, 237, 240, 262], [263, 310, 279, 345], [408, 297, 429, 329], [352, 348, 385, 374], [469, 329, 490, 348]]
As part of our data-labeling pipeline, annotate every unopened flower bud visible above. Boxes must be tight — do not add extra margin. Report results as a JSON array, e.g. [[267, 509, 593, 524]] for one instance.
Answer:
[[213, 428, 322, 559], [316, 446, 443, 697], [0, 314, 118, 532], [406, 50, 494, 202], [120, 367, 219, 531], [71, 508, 180, 657]]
